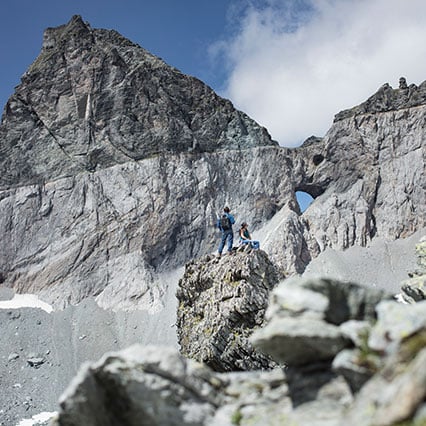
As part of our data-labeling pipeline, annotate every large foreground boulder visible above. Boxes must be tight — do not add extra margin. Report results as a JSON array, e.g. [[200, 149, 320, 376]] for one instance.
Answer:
[[53, 345, 222, 426]]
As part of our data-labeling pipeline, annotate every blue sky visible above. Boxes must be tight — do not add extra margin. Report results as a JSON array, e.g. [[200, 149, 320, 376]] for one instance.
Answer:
[[0, 0, 233, 107], [2, 0, 426, 149]]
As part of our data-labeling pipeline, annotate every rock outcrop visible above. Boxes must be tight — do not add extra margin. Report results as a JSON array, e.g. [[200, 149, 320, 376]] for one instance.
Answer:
[[287, 81, 425, 251], [334, 78, 426, 121], [52, 277, 426, 426], [176, 247, 279, 372]]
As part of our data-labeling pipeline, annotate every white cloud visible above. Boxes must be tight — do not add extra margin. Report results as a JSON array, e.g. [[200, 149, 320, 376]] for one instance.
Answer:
[[216, 0, 426, 146]]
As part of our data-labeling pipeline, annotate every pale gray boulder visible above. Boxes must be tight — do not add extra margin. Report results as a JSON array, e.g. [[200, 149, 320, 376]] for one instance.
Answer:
[[251, 316, 350, 366], [259, 276, 391, 325], [54, 345, 222, 426], [368, 300, 426, 354]]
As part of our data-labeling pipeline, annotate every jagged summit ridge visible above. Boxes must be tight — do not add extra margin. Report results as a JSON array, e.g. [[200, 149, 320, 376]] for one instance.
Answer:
[[334, 76, 426, 121], [0, 15, 276, 189]]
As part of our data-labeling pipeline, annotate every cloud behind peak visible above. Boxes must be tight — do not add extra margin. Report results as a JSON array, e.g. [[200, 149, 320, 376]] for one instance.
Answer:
[[215, 0, 426, 146]]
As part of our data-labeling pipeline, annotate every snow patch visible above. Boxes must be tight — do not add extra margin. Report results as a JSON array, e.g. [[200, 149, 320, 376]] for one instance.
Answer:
[[0, 294, 53, 313], [17, 411, 57, 426]]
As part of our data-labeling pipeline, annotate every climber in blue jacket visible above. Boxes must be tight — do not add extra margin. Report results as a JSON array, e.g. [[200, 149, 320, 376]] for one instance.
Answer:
[[217, 206, 235, 257]]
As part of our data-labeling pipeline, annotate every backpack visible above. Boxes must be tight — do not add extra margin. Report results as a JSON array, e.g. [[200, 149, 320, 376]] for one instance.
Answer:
[[220, 214, 231, 231]]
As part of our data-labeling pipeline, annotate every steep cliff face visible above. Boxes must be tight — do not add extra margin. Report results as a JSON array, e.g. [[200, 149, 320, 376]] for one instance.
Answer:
[[0, 15, 424, 310], [0, 16, 287, 309]]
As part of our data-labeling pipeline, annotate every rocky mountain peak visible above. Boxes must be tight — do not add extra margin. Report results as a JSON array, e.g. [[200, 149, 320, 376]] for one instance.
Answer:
[[1, 16, 276, 189], [41, 15, 93, 51]]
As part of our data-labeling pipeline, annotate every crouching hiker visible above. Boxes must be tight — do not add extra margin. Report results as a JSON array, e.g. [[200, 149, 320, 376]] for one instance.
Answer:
[[239, 222, 260, 249], [217, 206, 235, 257]]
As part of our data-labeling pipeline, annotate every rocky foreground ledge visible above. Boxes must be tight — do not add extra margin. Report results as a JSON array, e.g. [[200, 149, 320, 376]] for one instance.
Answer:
[[47, 271, 426, 426]]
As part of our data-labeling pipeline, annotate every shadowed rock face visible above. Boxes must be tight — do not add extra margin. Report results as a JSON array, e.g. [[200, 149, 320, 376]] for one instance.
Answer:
[[0, 15, 424, 309]]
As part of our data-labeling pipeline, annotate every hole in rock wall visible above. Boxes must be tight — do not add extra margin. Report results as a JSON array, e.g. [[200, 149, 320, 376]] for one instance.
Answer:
[[312, 154, 324, 166], [296, 191, 314, 213]]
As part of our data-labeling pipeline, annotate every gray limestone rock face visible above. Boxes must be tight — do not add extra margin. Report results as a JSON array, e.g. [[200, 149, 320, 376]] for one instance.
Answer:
[[287, 101, 425, 253], [176, 248, 279, 372], [0, 14, 424, 314], [0, 16, 425, 312], [0, 148, 292, 310]]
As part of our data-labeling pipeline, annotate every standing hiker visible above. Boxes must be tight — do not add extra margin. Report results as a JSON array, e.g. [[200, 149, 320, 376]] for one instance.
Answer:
[[217, 206, 235, 257]]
